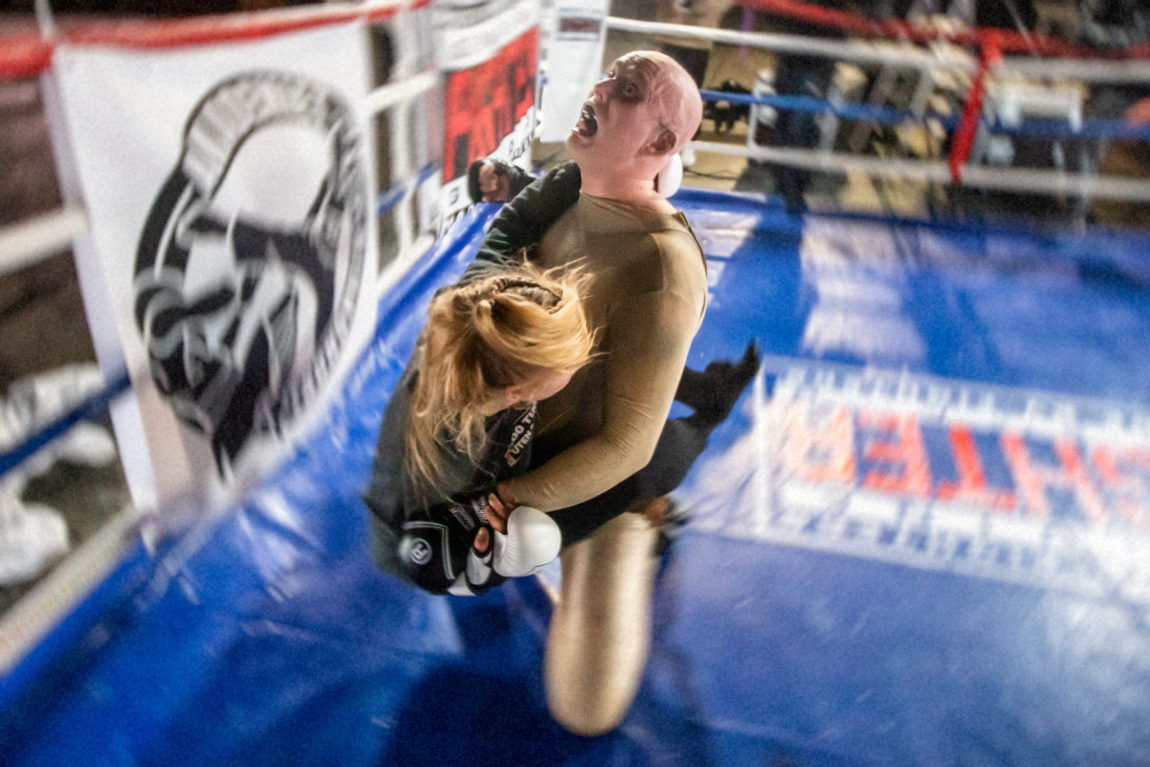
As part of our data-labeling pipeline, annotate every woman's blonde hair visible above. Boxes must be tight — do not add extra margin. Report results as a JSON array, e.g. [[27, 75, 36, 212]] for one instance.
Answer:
[[404, 262, 595, 504]]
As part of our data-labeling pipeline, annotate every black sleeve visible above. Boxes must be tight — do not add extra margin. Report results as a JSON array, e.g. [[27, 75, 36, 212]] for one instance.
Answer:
[[505, 164, 535, 199], [362, 364, 416, 556], [461, 161, 581, 282]]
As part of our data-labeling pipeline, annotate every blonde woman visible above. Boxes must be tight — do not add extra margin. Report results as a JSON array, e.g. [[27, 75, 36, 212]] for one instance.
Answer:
[[365, 238, 757, 601], [364, 263, 596, 595]]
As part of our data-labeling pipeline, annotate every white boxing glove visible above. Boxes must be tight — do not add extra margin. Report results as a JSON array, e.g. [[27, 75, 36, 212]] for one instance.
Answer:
[[492, 505, 561, 577]]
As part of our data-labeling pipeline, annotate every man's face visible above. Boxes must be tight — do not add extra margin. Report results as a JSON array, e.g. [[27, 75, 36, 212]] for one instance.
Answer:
[[565, 53, 674, 176]]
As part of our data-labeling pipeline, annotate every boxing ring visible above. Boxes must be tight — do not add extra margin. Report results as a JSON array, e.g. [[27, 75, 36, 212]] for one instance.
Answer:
[[3, 3, 1150, 765], [5, 191, 1150, 765]]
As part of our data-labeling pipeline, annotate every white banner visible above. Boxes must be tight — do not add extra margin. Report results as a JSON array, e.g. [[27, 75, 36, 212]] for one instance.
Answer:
[[538, 0, 608, 143], [52, 23, 377, 506]]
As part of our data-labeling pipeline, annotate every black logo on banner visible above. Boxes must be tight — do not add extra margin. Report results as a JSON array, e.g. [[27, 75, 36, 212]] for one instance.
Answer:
[[134, 71, 366, 474]]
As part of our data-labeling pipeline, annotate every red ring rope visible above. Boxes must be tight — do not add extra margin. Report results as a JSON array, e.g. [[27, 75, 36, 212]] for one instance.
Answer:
[[734, 0, 1149, 60], [0, 35, 54, 79], [0, 1, 428, 81]]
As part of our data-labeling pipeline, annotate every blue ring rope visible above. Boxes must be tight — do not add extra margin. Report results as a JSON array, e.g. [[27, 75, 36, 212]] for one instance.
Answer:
[[376, 162, 439, 216], [700, 88, 1150, 141], [0, 369, 133, 480]]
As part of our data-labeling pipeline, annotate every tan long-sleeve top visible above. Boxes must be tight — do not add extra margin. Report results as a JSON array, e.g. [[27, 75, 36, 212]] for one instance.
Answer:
[[504, 192, 708, 511]]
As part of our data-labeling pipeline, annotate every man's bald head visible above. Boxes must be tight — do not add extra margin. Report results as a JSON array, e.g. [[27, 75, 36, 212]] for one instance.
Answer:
[[565, 50, 703, 204], [641, 50, 703, 153]]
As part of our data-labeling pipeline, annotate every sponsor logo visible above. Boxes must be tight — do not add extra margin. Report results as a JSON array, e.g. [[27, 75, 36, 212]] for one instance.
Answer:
[[505, 405, 536, 466], [401, 521, 453, 580], [447, 502, 477, 532], [469, 496, 490, 525], [688, 359, 1150, 597]]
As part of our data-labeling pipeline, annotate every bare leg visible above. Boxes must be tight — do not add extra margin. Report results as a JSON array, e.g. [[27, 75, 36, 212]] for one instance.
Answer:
[[543, 506, 661, 735]]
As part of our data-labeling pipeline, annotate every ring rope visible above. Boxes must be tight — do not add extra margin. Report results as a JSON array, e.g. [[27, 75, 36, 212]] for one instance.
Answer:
[[703, 89, 948, 127], [609, 17, 966, 72], [0, 370, 132, 481], [700, 89, 1150, 142], [376, 163, 438, 216], [693, 139, 1150, 203], [732, 0, 1150, 60], [0, 0, 426, 81], [0, 207, 89, 277], [606, 16, 1150, 84]]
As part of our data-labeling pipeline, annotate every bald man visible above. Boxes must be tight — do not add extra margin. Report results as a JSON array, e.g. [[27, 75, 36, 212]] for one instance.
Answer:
[[476, 51, 708, 735]]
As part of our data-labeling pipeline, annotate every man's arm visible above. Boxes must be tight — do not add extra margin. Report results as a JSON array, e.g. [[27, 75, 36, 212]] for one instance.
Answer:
[[501, 281, 702, 512]]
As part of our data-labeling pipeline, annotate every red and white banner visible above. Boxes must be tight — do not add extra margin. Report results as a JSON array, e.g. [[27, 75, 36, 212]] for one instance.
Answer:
[[434, 0, 541, 228], [51, 22, 378, 506], [441, 28, 538, 185]]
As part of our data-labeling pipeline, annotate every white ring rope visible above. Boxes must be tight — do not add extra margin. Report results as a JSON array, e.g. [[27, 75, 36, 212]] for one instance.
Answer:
[[608, 17, 964, 72], [694, 140, 1150, 203], [365, 69, 439, 114], [1002, 56, 1150, 85], [614, 14, 1150, 201], [0, 207, 89, 277], [606, 15, 1150, 84]]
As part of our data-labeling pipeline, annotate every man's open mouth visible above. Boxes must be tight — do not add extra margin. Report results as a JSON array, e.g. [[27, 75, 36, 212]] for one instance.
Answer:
[[573, 103, 597, 137]]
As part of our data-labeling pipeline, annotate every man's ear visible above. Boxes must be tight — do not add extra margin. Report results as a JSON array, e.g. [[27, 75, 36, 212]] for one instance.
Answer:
[[646, 129, 678, 156]]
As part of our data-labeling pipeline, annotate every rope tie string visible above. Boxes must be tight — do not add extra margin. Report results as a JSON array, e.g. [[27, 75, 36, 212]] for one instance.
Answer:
[[948, 35, 1001, 185], [0, 0, 430, 81]]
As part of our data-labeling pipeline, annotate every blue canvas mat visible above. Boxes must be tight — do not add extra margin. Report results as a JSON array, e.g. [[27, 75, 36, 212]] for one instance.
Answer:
[[5, 192, 1150, 766]]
